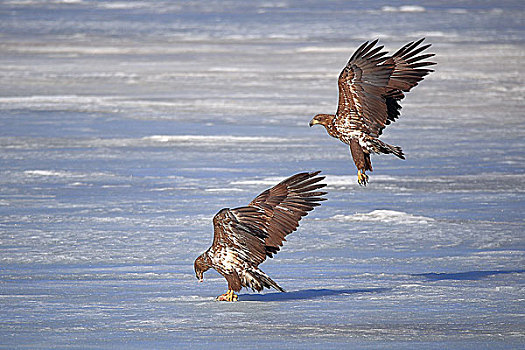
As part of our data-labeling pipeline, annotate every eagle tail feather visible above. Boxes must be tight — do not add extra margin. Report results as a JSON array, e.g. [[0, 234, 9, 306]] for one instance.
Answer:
[[250, 269, 286, 292], [264, 276, 286, 292], [370, 138, 405, 159]]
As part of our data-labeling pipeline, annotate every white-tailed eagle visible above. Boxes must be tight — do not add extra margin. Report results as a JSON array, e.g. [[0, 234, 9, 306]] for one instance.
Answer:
[[310, 38, 435, 185], [194, 171, 327, 301]]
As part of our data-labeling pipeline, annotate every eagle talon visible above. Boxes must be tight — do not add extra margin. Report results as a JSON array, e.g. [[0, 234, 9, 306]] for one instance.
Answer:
[[216, 289, 238, 302], [357, 170, 369, 186]]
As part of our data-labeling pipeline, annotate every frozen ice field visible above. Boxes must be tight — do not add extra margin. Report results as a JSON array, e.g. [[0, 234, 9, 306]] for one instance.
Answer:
[[0, 1, 524, 349]]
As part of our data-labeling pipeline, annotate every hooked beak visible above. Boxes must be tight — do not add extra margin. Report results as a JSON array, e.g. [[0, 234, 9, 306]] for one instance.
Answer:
[[309, 118, 320, 127], [198, 278, 203, 283]]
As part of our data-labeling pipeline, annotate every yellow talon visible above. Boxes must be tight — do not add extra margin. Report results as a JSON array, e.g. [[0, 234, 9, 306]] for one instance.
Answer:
[[216, 289, 238, 302], [357, 170, 369, 186]]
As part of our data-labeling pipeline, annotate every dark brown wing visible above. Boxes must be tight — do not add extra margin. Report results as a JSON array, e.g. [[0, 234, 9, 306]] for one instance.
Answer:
[[336, 39, 393, 137], [381, 38, 436, 132], [336, 39, 435, 138], [212, 207, 269, 265], [248, 171, 327, 257], [386, 38, 436, 94], [211, 171, 327, 267]]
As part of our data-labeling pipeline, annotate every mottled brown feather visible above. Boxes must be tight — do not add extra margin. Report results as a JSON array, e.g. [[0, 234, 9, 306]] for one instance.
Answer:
[[203, 172, 327, 293], [335, 38, 435, 138]]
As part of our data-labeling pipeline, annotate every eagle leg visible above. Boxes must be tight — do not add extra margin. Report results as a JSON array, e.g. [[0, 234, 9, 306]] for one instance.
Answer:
[[357, 170, 369, 186], [216, 289, 238, 302]]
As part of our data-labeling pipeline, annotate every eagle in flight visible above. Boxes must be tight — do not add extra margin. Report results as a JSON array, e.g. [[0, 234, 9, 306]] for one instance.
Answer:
[[309, 38, 435, 186], [194, 171, 327, 301]]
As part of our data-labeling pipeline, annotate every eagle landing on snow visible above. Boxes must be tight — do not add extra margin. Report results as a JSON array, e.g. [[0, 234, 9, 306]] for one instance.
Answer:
[[194, 171, 327, 302], [310, 38, 435, 186]]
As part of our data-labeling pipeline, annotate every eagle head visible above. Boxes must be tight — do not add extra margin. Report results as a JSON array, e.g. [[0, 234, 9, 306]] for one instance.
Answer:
[[309, 114, 335, 128], [194, 253, 211, 282]]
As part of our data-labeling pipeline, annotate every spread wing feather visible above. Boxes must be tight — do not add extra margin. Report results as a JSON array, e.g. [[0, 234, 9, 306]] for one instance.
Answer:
[[212, 171, 327, 267], [386, 38, 436, 94], [336, 38, 435, 137]]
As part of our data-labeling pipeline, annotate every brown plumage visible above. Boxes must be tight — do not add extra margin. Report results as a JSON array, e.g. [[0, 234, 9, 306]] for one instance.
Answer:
[[194, 171, 327, 301], [310, 38, 435, 186]]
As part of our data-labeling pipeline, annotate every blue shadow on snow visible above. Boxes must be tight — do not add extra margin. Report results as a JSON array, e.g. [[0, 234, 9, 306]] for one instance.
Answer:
[[413, 269, 524, 281], [238, 287, 389, 302]]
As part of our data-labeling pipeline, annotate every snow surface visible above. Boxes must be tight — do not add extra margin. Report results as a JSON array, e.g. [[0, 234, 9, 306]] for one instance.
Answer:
[[1, 0, 524, 349]]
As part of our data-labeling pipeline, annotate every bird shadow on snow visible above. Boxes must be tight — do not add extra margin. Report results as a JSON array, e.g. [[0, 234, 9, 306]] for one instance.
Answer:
[[238, 287, 389, 302], [413, 269, 525, 281]]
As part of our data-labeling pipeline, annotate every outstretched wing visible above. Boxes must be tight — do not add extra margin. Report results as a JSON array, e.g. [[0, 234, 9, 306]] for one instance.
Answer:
[[336, 39, 435, 137], [386, 38, 436, 94], [382, 38, 436, 132], [336, 39, 393, 137], [212, 171, 327, 267]]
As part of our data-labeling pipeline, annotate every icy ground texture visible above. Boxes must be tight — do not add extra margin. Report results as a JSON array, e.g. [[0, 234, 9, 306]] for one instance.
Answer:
[[1, 0, 524, 349]]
